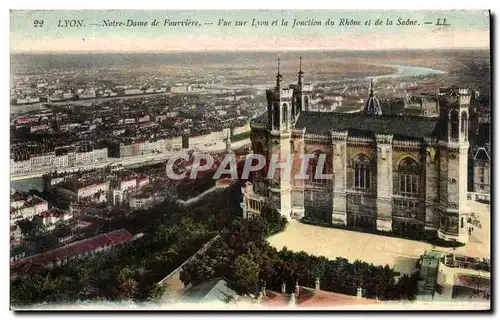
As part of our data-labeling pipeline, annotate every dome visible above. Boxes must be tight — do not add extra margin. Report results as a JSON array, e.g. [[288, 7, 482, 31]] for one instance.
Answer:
[[364, 96, 382, 115], [363, 79, 382, 116]]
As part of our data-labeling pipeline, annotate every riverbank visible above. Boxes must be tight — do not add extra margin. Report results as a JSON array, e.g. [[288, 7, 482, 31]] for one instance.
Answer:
[[11, 138, 251, 182], [370, 64, 446, 80]]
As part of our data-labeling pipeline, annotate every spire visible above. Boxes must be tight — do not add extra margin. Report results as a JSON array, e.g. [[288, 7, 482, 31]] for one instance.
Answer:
[[226, 129, 233, 154], [364, 78, 382, 116], [276, 58, 283, 90], [298, 56, 304, 86]]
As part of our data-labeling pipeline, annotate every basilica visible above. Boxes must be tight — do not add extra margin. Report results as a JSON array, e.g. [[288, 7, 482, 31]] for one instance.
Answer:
[[242, 58, 471, 244]]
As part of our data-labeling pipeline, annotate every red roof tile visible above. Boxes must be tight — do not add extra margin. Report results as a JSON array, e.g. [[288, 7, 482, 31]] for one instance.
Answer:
[[39, 208, 69, 218], [299, 289, 380, 307], [261, 287, 380, 308], [11, 229, 133, 275]]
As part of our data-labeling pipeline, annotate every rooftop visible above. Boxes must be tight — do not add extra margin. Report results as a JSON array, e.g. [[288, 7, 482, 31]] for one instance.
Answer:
[[11, 229, 133, 275], [261, 286, 380, 308], [295, 111, 438, 139], [251, 110, 438, 139], [39, 208, 70, 219], [180, 278, 237, 304], [59, 178, 108, 192], [10, 193, 47, 211]]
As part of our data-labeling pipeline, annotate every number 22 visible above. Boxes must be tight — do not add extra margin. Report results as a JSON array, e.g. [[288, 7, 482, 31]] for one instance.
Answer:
[[33, 20, 44, 27]]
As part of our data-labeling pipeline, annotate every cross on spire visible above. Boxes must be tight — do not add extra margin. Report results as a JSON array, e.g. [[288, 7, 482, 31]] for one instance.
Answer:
[[276, 57, 283, 89], [298, 56, 304, 86], [369, 78, 374, 97]]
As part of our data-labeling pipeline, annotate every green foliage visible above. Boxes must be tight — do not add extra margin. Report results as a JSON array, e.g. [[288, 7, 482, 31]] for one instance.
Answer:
[[11, 201, 218, 307], [11, 245, 26, 258], [146, 283, 166, 302], [11, 183, 244, 307], [231, 255, 260, 294], [17, 216, 44, 236], [53, 225, 72, 238], [389, 272, 421, 301], [229, 131, 250, 142], [180, 214, 420, 301], [176, 174, 215, 201], [260, 206, 288, 236], [117, 266, 139, 299]]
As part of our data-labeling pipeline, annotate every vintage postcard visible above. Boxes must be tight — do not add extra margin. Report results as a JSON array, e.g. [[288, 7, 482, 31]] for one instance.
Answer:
[[9, 10, 491, 311]]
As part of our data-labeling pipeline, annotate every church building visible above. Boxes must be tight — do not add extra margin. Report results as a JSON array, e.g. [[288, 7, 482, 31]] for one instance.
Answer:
[[242, 58, 471, 244]]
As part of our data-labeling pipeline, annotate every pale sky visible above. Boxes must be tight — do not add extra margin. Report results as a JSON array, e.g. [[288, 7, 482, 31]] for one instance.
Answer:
[[10, 10, 490, 53]]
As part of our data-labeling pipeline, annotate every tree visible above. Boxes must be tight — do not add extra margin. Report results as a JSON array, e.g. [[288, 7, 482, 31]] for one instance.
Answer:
[[146, 283, 165, 302], [179, 211, 421, 302], [231, 254, 260, 295], [180, 255, 217, 287], [117, 266, 139, 300], [260, 206, 288, 236], [10, 245, 25, 258], [390, 272, 421, 301], [54, 224, 72, 238], [35, 234, 60, 253], [17, 216, 44, 236]]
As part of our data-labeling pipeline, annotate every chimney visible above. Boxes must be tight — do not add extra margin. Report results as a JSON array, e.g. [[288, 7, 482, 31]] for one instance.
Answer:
[[295, 280, 300, 297], [289, 292, 296, 305], [315, 277, 320, 290], [281, 282, 286, 295], [357, 287, 363, 298], [261, 280, 267, 297]]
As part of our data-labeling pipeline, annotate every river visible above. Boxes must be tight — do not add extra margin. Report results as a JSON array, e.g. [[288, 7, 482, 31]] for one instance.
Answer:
[[370, 64, 446, 80], [11, 178, 45, 192]]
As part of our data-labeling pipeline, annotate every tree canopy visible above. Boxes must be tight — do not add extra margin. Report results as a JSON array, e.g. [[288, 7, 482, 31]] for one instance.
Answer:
[[11, 183, 243, 307], [180, 210, 420, 301]]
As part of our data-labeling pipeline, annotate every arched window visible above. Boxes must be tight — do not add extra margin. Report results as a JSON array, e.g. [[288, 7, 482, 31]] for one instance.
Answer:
[[304, 96, 309, 110], [273, 102, 280, 129], [450, 110, 459, 140], [353, 154, 371, 191], [307, 151, 332, 185], [282, 103, 288, 128], [461, 111, 468, 139], [397, 157, 419, 197]]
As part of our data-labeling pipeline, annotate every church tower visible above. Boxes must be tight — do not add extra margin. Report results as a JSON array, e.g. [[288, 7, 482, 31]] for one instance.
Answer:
[[437, 87, 470, 244], [291, 57, 313, 118], [266, 58, 293, 219]]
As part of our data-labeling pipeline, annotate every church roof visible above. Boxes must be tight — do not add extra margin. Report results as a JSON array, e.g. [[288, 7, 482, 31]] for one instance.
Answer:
[[251, 112, 268, 125], [295, 111, 438, 139]]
